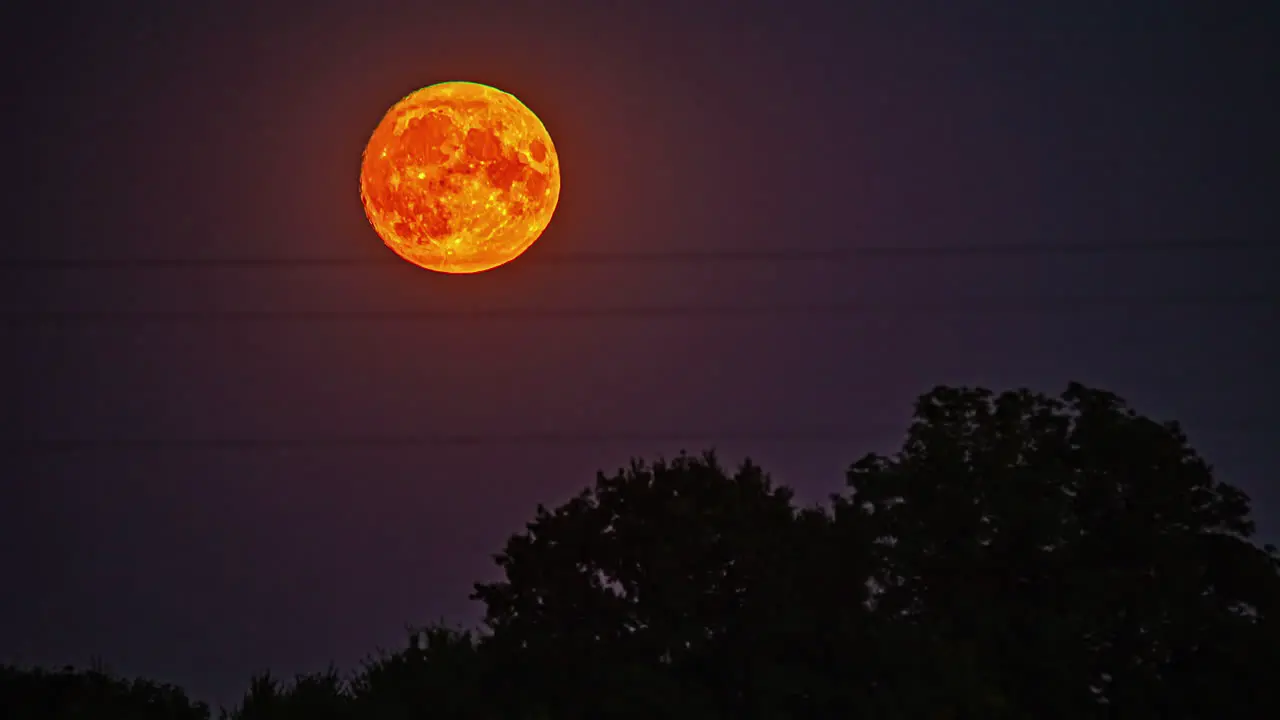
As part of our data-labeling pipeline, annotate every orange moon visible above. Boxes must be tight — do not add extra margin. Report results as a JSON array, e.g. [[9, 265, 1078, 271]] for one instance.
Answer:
[[359, 82, 561, 274]]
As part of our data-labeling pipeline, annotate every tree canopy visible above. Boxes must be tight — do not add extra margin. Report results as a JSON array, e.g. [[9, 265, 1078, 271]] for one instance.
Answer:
[[0, 663, 210, 720], [839, 383, 1280, 717], [4, 383, 1277, 719]]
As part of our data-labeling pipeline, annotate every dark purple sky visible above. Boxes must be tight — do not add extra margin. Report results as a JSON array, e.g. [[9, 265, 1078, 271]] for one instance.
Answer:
[[3, 0, 1277, 707]]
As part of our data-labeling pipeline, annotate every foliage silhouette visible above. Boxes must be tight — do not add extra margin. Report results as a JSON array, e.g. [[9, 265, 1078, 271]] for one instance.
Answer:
[[224, 666, 351, 720], [837, 383, 1280, 717], [0, 664, 210, 720], [347, 625, 488, 720], [4, 383, 1278, 718], [471, 452, 854, 718]]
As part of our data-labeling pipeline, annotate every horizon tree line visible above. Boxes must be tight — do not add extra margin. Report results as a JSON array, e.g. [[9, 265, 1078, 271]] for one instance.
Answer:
[[4, 382, 1278, 719]]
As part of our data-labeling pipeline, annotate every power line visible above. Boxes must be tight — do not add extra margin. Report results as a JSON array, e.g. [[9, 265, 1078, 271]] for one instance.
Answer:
[[0, 238, 1272, 269], [7, 417, 1269, 450], [2, 295, 1275, 326], [6, 422, 1273, 452], [6, 432, 883, 450]]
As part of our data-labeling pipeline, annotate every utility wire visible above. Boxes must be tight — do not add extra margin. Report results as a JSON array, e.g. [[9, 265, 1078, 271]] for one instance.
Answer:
[[7, 422, 1274, 452], [6, 432, 885, 450], [0, 238, 1272, 269], [2, 295, 1276, 326]]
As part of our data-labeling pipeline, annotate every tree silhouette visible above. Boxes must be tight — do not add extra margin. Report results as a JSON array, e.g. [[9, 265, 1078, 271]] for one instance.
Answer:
[[347, 625, 488, 720], [471, 452, 880, 718], [0, 664, 210, 720], [225, 667, 353, 720], [470, 384, 1280, 718], [8, 383, 1278, 718], [838, 383, 1280, 717]]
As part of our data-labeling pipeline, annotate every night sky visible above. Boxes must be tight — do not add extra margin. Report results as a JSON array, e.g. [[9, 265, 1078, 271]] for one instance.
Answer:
[[3, 0, 1277, 708]]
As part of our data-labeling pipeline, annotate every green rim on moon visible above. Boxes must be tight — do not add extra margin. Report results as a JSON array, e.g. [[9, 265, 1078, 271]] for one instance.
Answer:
[[359, 81, 561, 274]]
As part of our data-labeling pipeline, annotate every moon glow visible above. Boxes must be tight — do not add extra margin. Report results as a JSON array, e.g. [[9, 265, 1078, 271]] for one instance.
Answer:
[[359, 82, 561, 274]]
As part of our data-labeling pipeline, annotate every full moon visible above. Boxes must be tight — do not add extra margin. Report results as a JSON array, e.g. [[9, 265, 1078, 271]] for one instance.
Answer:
[[359, 82, 561, 274]]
